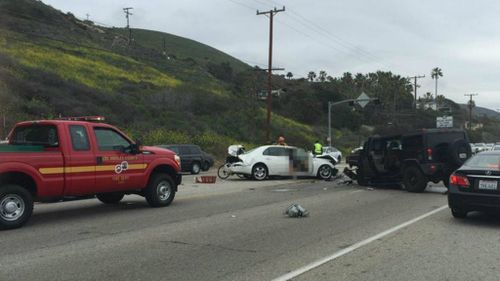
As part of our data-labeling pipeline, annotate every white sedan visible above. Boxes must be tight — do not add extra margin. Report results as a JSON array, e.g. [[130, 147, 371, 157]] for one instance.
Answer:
[[229, 145, 336, 180]]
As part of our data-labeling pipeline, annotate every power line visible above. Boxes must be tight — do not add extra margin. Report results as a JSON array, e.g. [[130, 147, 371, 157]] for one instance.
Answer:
[[257, 6, 285, 143]]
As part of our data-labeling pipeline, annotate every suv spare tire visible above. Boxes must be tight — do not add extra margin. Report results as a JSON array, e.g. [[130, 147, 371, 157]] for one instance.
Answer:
[[448, 139, 472, 166], [403, 166, 427, 193]]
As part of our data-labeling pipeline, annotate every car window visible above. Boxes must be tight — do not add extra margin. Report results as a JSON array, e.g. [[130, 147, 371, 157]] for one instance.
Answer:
[[179, 146, 191, 154], [263, 147, 289, 156], [167, 146, 179, 154], [189, 146, 201, 154], [465, 154, 500, 169], [69, 125, 90, 151], [93, 127, 130, 151], [10, 125, 59, 147], [427, 132, 465, 148]]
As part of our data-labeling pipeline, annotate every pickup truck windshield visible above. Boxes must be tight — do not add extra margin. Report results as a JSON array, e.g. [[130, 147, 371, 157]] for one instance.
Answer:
[[10, 125, 59, 147]]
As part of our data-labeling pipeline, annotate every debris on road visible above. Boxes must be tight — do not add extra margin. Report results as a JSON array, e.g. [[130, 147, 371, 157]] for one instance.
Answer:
[[285, 203, 309, 218], [329, 172, 354, 185], [194, 176, 217, 184], [367, 187, 374, 191]]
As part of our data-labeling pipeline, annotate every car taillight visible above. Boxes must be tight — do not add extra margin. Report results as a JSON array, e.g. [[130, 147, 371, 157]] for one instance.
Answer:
[[426, 148, 433, 160], [450, 174, 470, 188]]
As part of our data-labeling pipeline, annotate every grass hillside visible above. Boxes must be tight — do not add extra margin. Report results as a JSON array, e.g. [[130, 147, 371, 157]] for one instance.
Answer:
[[2, 0, 497, 158], [0, 0, 319, 158]]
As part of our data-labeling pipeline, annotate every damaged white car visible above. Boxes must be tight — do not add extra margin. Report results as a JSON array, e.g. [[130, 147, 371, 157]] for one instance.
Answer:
[[229, 145, 336, 180]]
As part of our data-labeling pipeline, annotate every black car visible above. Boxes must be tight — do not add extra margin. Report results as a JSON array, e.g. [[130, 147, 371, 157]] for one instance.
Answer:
[[354, 129, 472, 192], [448, 151, 500, 218], [157, 144, 214, 174]]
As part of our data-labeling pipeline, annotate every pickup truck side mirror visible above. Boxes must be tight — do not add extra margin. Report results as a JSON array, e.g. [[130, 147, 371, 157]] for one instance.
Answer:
[[129, 139, 142, 154]]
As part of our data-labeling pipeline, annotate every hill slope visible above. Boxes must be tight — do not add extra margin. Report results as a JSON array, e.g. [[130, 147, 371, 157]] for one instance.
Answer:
[[0, 0, 319, 156]]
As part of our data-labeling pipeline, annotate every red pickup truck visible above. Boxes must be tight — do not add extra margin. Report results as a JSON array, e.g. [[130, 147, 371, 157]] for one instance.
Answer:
[[0, 117, 182, 230]]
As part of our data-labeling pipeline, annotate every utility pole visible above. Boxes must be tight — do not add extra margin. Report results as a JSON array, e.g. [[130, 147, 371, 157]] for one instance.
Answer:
[[408, 75, 425, 109], [257, 6, 285, 143], [123, 7, 133, 44], [464, 93, 478, 129], [86, 13, 90, 21]]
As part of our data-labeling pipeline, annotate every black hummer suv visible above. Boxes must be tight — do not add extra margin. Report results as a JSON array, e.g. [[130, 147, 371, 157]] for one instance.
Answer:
[[354, 129, 472, 192]]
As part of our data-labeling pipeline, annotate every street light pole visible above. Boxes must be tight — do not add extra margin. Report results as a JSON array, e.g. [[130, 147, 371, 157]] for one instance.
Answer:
[[328, 101, 332, 147], [327, 97, 379, 147]]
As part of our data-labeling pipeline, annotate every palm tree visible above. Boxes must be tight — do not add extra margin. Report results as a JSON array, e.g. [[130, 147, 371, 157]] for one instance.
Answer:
[[318, 70, 327, 82], [307, 71, 317, 82], [431, 67, 443, 99], [286, 72, 293, 80]]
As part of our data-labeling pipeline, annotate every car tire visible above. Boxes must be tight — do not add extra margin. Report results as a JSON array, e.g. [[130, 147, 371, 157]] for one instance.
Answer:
[[451, 208, 467, 219], [403, 166, 427, 193], [191, 162, 201, 175], [356, 165, 369, 186], [317, 165, 333, 180], [252, 164, 268, 181], [144, 173, 176, 207], [96, 192, 125, 204], [202, 161, 210, 171], [0, 184, 34, 230]]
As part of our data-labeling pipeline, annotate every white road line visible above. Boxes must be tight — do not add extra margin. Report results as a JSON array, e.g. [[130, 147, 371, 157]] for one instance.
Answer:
[[272, 205, 448, 281]]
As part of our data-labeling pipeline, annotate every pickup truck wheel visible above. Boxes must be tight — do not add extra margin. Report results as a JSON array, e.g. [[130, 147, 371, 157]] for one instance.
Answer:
[[403, 166, 427, 193], [145, 174, 176, 207], [191, 162, 201, 175], [96, 192, 124, 204], [317, 165, 333, 179], [0, 185, 34, 230]]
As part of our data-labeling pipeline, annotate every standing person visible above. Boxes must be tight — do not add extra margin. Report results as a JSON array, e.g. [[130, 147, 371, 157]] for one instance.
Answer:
[[314, 140, 323, 156], [277, 135, 287, 146]]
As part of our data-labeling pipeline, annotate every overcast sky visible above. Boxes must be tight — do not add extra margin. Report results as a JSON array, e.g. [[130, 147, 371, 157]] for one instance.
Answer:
[[42, 0, 500, 110]]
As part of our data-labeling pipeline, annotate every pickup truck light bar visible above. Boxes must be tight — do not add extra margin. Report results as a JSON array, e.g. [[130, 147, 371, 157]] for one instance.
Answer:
[[58, 116, 106, 122]]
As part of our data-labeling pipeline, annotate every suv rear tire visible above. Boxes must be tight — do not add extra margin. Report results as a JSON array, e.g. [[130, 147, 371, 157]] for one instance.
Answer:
[[448, 139, 472, 166], [403, 166, 427, 193]]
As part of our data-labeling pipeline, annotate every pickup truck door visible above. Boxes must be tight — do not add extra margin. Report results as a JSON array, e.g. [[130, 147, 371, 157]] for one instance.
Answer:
[[64, 124, 97, 195], [92, 127, 145, 191]]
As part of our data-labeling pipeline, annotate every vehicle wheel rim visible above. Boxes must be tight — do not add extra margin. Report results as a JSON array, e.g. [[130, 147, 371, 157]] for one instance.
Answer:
[[157, 181, 171, 201], [408, 172, 418, 185], [0, 194, 25, 222], [320, 166, 331, 178], [193, 164, 200, 173], [254, 167, 266, 180]]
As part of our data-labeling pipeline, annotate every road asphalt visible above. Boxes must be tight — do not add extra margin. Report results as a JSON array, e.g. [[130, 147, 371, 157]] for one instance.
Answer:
[[1, 169, 498, 281]]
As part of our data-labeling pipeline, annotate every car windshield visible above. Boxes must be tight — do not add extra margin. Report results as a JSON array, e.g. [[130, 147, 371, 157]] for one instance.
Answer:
[[465, 154, 500, 170]]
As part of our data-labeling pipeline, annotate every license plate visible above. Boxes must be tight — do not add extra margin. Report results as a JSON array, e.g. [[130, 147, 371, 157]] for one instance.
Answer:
[[478, 180, 498, 190], [459, 153, 467, 159]]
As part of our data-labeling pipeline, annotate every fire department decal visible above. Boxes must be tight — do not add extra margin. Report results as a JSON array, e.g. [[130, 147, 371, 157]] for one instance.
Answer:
[[114, 161, 129, 174]]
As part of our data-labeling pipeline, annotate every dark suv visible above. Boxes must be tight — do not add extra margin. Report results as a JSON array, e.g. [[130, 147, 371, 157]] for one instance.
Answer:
[[354, 129, 472, 192], [157, 144, 214, 174]]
